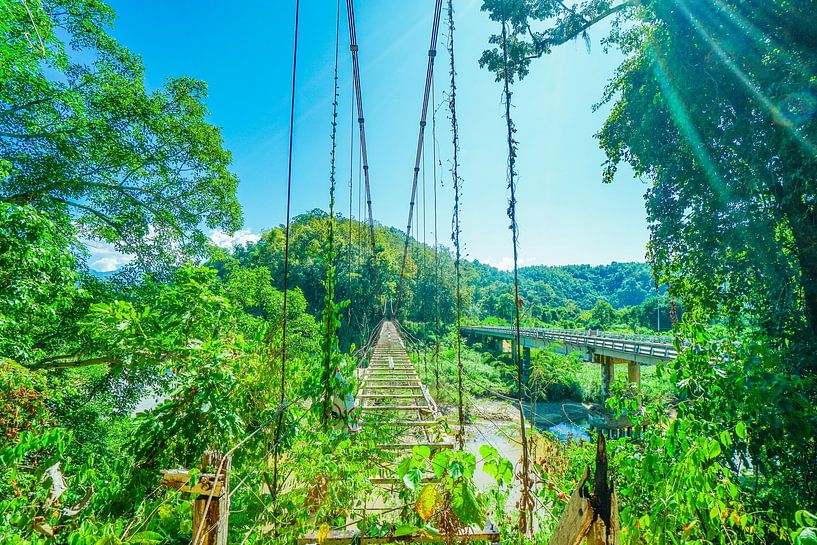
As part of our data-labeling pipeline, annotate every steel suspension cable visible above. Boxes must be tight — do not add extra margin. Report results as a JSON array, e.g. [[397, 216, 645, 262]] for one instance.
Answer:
[[395, 0, 444, 314], [345, 0, 381, 304], [271, 0, 300, 503], [347, 60, 355, 336], [501, 14, 533, 537], [446, 0, 465, 451], [432, 76, 442, 394]]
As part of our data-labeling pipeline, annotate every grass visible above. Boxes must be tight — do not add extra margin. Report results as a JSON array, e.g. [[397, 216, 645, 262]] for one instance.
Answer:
[[404, 338, 676, 411]]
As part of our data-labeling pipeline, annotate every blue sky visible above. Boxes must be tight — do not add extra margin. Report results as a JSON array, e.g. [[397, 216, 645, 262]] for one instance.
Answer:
[[103, 0, 650, 269]]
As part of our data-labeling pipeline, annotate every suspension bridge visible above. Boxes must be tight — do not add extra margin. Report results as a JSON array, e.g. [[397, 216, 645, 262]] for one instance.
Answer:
[[254, 0, 622, 540]]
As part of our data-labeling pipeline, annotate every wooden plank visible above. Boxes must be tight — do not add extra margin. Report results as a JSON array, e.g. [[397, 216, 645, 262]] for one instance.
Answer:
[[548, 433, 620, 545], [362, 405, 430, 411], [377, 442, 454, 449], [363, 379, 422, 383], [359, 394, 425, 398], [586, 483, 619, 544], [361, 382, 423, 390], [370, 476, 439, 485], [298, 527, 499, 544]]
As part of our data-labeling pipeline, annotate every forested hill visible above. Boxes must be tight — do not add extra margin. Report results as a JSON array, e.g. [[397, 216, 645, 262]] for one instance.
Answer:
[[220, 210, 669, 336], [470, 260, 656, 310]]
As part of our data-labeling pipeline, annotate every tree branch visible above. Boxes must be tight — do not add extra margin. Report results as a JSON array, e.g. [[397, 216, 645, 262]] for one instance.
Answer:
[[0, 128, 78, 139], [0, 98, 52, 116], [530, 0, 636, 56], [28, 355, 119, 370], [48, 196, 127, 239]]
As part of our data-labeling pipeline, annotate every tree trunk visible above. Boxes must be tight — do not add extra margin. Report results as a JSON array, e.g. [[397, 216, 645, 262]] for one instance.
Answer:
[[781, 192, 817, 341]]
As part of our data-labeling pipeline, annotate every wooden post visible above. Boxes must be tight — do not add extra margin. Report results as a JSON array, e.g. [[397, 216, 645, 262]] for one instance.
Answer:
[[193, 452, 230, 545], [548, 433, 619, 545], [160, 451, 230, 545]]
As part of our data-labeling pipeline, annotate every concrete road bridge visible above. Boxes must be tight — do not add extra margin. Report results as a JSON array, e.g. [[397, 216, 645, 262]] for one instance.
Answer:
[[461, 326, 678, 403]]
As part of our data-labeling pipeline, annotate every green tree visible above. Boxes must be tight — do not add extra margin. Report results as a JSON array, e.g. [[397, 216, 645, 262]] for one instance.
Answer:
[[0, 0, 241, 268], [587, 299, 615, 330], [478, 0, 817, 530], [479, 0, 817, 348]]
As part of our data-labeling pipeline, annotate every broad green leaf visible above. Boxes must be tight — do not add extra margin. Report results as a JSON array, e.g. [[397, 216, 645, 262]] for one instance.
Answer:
[[403, 467, 423, 491], [706, 439, 721, 460], [451, 481, 483, 526], [415, 445, 431, 459], [395, 525, 420, 537], [479, 444, 498, 460], [128, 531, 164, 545], [796, 528, 817, 545], [431, 450, 450, 479]]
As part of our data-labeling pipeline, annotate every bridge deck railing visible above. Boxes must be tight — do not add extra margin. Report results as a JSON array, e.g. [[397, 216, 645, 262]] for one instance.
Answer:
[[462, 326, 678, 360]]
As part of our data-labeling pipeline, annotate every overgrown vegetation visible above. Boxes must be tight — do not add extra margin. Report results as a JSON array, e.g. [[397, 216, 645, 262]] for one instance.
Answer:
[[3, 1, 817, 545]]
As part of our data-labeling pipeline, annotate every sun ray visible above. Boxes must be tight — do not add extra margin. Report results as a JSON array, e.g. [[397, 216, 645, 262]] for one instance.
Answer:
[[676, 0, 817, 157]]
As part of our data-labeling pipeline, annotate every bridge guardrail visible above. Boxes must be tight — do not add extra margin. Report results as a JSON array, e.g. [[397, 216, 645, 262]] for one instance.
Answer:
[[461, 326, 678, 360]]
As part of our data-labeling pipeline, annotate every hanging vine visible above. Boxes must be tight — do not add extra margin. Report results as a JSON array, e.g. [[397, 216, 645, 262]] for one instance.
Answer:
[[320, 0, 346, 429], [500, 13, 534, 536], [446, 0, 465, 451]]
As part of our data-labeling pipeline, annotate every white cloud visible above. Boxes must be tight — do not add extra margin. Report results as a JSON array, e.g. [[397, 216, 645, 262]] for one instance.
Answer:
[[483, 256, 538, 271], [85, 240, 134, 272], [209, 229, 261, 249]]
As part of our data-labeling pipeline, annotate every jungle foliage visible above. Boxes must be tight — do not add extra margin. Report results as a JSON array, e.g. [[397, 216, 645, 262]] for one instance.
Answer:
[[3, 0, 817, 544], [479, 0, 817, 542]]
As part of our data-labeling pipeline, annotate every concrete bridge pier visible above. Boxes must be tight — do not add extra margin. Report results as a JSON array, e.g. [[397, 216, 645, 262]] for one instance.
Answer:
[[508, 339, 532, 386], [627, 360, 641, 386], [596, 354, 615, 405], [479, 334, 501, 352], [593, 353, 641, 406]]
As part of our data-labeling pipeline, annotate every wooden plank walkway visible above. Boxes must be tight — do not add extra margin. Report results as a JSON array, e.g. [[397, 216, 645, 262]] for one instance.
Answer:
[[299, 321, 498, 544], [358, 321, 441, 433]]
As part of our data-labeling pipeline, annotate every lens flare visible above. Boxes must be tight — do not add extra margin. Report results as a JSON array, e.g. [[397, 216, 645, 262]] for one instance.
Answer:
[[676, 0, 817, 156], [774, 91, 817, 128]]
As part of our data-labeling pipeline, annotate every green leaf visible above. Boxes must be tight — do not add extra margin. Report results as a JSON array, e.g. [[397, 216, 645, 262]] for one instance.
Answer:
[[431, 450, 450, 479], [403, 467, 423, 491], [128, 531, 164, 544], [706, 439, 721, 460], [449, 460, 465, 479], [796, 528, 817, 545], [479, 444, 498, 460], [414, 445, 431, 459], [394, 525, 420, 537], [796, 511, 817, 528], [735, 421, 747, 440], [451, 481, 483, 526]]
